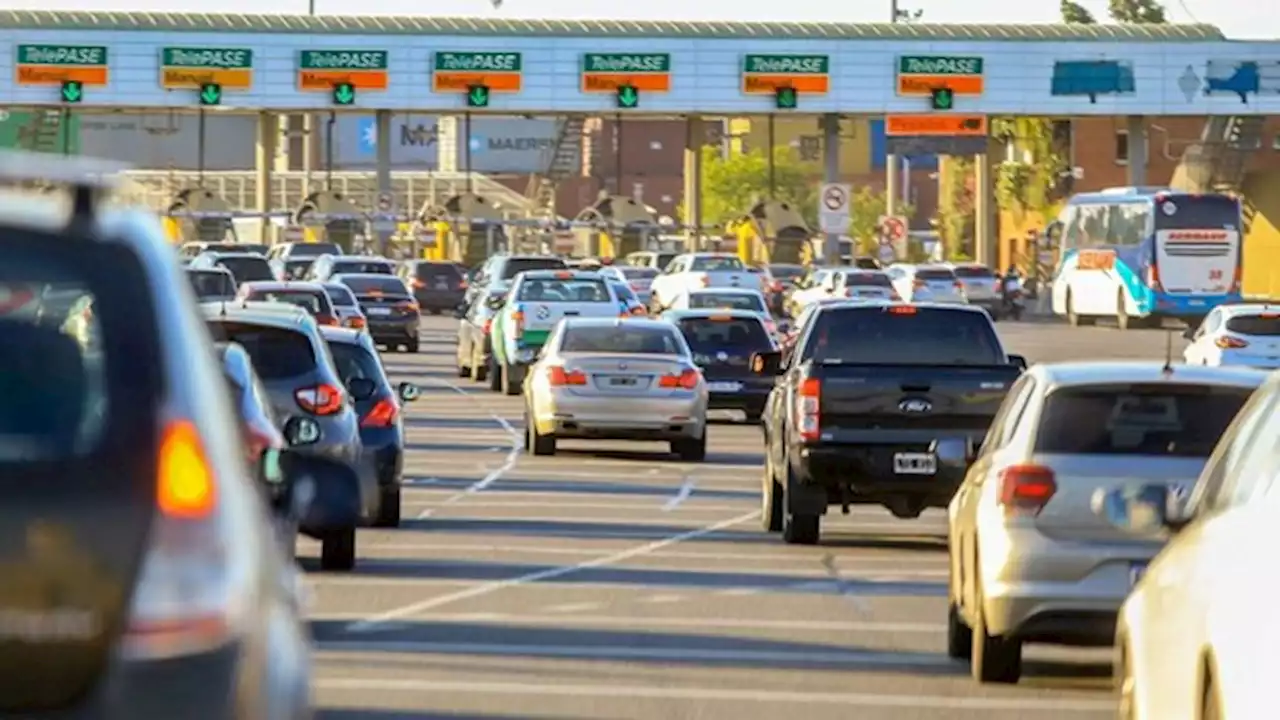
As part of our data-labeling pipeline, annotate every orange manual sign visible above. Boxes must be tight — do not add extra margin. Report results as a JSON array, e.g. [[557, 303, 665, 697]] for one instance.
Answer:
[[884, 115, 988, 137]]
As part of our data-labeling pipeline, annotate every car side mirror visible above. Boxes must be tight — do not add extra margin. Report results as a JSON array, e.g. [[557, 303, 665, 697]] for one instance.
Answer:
[[346, 377, 377, 401], [486, 296, 505, 310], [282, 416, 321, 446], [1008, 354, 1028, 372], [397, 381, 420, 402], [1091, 484, 1192, 535], [1182, 327, 1197, 340], [751, 351, 783, 376]]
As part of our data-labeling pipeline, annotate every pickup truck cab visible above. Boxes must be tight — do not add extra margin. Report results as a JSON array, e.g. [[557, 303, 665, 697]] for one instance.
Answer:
[[648, 253, 763, 314], [755, 301, 1027, 545]]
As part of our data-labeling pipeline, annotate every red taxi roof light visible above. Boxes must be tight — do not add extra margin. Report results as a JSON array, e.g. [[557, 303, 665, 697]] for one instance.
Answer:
[[887, 306, 917, 315]]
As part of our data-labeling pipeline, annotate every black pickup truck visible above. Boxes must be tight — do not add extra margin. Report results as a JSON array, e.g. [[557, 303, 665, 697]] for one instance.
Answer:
[[754, 302, 1026, 545]]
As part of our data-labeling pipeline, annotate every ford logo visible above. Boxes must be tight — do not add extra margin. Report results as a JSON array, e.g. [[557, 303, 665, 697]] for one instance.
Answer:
[[899, 398, 933, 413], [716, 351, 729, 361]]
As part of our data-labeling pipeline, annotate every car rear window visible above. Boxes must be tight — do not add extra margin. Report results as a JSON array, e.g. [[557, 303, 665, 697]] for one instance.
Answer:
[[289, 243, 339, 257], [323, 284, 357, 307], [244, 289, 327, 315], [678, 317, 773, 353], [216, 256, 274, 283], [770, 265, 805, 280], [561, 325, 684, 354], [501, 257, 567, 280], [238, 244, 269, 256], [916, 268, 957, 281], [690, 256, 744, 272], [1035, 384, 1254, 457], [622, 267, 658, 280], [327, 341, 384, 385], [415, 263, 464, 282], [187, 270, 236, 299], [1225, 314, 1280, 336], [689, 292, 765, 312], [333, 260, 394, 276], [953, 266, 995, 279], [517, 278, 611, 302], [852, 258, 881, 270], [283, 259, 313, 278], [340, 276, 410, 296], [843, 272, 893, 287], [807, 307, 1002, 365], [0, 235, 160, 460], [206, 322, 316, 380]]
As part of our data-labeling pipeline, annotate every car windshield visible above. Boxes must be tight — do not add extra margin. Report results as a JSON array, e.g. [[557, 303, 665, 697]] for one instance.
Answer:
[[1035, 384, 1254, 457], [807, 307, 1003, 365], [327, 341, 384, 385], [842, 272, 894, 288], [333, 260, 394, 275], [501, 257, 567, 280], [953, 266, 996, 279], [915, 268, 957, 281], [244, 289, 325, 315], [340, 276, 410, 296], [289, 243, 339, 257], [216, 256, 274, 283], [518, 277, 611, 302], [187, 270, 236, 299], [283, 259, 313, 279], [678, 317, 773, 353], [1225, 313, 1280, 336], [415, 263, 464, 282], [688, 292, 764, 312], [621, 267, 658, 280], [770, 265, 805, 280], [689, 256, 744, 272], [561, 325, 684, 354], [206, 322, 317, 380]]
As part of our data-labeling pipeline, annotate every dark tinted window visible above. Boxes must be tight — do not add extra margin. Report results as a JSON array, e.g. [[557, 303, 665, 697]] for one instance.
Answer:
[[517, 278, 610, 302], [216, 256, 274, 283], [916, 268, 957, 281], [340, 276, 411, 296], [769, 265, 805, 280], [187, 269, 236, 299], [500, 257, 567, 280], [953, 266, 995, 279], [415, 263, 464, 281], [678, 317, 773, 352], [688, 292, 765, 312], [238, 244, 269, 256], [327, 341, 385, 384], [206, 322, 316, 379], [853, 258, 881, 270], [656, 253, 677, 270], [1154, 195, 1241, 231], [807, 307, 1002, 365], [283, 259, 313, 279], [1035, 384, 1253, 457], [243, 289, 327, 315], [333, 260, 394, 275], [843, 272, 893, 287], [1225, 314, 1280, 336], [689, 256, 744, 272], [289, 243, 339, 257], [561, 325, 683, 354], [323, 284, 357, 307], [621, 267, 658, 280]]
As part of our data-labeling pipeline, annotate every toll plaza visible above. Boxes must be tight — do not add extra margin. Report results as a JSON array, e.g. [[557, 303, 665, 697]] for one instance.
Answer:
[[2, 10, 1277, 268]]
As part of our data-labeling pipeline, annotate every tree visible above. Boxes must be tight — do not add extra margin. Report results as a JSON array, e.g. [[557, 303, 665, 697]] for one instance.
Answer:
[[847, 186, 915, 256], [1108, 0, 1167, 23], [1060, 0, 1096, 23], [685, 146, 819, 230], [937, 157, 975, 260]]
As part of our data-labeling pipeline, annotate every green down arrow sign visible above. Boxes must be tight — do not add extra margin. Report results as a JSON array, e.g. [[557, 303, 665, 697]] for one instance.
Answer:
[[466, 84, 490, 108], [60, 81, 83, 104], [199, 83, 222, 106], [332, 82, 355, 106], [616, 85, 639, 109]]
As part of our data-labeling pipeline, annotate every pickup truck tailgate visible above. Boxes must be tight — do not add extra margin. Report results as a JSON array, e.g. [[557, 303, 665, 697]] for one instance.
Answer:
[[817, 364, 1019, 439]]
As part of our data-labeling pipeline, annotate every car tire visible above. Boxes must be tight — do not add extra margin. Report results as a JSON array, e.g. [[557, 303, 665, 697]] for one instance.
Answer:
[[782, 512, 819, 545], [320, 528, 357, 571], [471, 353, 488, 382], [488, 357, 502, 392], [946, 601, 973, 660], [971, 566, 1022, 684], [1116, 289, 1131, 331], [744, 409, 764, 424], [407, 339, 420, 353], [457, 359, 470, 377], [526, 415, 556, 456], [372, 487, 401, 528], [761, 453, 784, 532], [672, 432, 706, 462], [502, 363, 522, 396]]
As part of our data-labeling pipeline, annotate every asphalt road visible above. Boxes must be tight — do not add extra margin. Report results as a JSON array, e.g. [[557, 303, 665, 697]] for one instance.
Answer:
[[306, 316, 1186, 720]]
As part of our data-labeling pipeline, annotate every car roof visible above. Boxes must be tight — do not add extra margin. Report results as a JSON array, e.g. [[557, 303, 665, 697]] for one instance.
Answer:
[[687, 287, 763, 295], [663, 309, 765, 321], [205, 252, 266, 260], [332, 272, 402, 282], [1033, 361, 1269, 389], [331, 255, 393, 262], [1218, 303, 1280, 317], [239, 280, 327, 293], [821, 300, 990, 315], [518, 269, 603, 280], [318, 325, 371, 346], [186, 266, 233, 275], [200, 301, 316, 329], [561, 317, 677, 330]]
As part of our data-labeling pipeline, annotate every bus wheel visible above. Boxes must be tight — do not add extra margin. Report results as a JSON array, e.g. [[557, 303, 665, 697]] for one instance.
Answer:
[[1116, 290, 1132, 331], [1066, 290, 1092, 327]]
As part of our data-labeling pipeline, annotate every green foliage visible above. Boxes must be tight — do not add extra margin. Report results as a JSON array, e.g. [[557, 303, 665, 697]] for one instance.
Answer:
[[1108, 0, 1167, 23], [937, 158, 974, 260], [990, 116, 1067, 219], [847, 187, 915, 256], [1059, 0, 1096, 23], [684, 145, 818, 229]]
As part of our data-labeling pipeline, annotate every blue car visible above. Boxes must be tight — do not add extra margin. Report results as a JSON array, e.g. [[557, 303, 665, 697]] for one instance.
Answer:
[[660, 308, 779, 423]]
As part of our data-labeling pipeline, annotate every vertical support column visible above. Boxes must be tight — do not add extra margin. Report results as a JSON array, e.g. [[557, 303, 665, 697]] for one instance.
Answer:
[[973, 152, 995, 267], [255, 111, 276, 244], [822, 113, 840, 263], [437, 116, 459, 173], [885, 155, 899, 216], [682, 116, 702, 251], [375, 109, 393, 256], [1126, 115, 1147, 186], [301, 114, 315, 191]]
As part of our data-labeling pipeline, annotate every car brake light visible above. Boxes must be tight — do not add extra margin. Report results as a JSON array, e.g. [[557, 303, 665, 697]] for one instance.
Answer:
[[954, 280, 964, 291], [396, 300, 419, 312], [629, 306, 646, 316], [316, 313, 339, 326], [346, 315, 366, 330], [659, 368, 700, 390], [1216, 336, 1249, 349], [796, 377, 820, 442], [295, 383, 344, 415], [362, 397, 399, 427], [411, 279, 425, 289], [1147, 264, 1163, 292], [888, 305, 917, 315], [998, 464, 1057, 515], [122, 419, 244, 661], [459, 280, 469, 290], [548, 366, 587, 386]]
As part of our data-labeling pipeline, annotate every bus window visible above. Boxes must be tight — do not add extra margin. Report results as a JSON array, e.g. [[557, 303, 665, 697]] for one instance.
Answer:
[[1107, 203, 1151, 246], [1155, 195, 1241, 231], [1059, 206, 1083, 252], [1079, 205, 1110, 247]]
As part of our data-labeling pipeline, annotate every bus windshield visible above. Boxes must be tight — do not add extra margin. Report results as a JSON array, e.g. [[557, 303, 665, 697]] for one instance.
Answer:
[[1154, 195, 1240, 231]]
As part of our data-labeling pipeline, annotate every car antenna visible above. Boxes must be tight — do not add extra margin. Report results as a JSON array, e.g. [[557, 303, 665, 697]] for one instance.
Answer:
[[1162, 329, 1175, 375], [220, 299, 228, 318]]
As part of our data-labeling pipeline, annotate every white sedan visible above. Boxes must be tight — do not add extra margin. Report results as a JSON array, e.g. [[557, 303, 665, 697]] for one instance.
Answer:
[[1183, 303, 1280, 369], [885, 264, 968, 304]]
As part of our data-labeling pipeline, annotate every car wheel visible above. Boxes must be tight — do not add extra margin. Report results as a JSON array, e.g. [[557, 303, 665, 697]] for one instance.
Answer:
[[761, 452, 784, 532], [782, 512, 819, 545], [502, 363, 522, 396], [971, 560, 1022, 684], [320, 527, 357, 571], [372, 487, 401, 528], [406, 339, 420, 353], [946, 601, 973, 660], [527, 415, 556, 456], [488, 356, 502, 392], [457, 358, 471, 377], [672, 432, 706, 462], [471, 353, 488, 382], [1116, 289, 1131, 331], [744, 409, 764, 424]]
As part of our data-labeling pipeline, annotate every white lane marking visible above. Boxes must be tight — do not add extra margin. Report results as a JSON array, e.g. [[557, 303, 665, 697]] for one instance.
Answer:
[[541, 602, 602, 614], [343, 542, 948, 566], [641, 594, 683, 603], [718, 587, 759, 596], [313, 612, 944, 633], [312, 677, 1112, 712], [414, 378, 522, 519], [662, 474, 698, 511], [344, 510, 758, 633]]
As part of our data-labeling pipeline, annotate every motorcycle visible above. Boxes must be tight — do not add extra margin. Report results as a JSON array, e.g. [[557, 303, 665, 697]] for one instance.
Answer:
[[1000, 276, 1025, 322]]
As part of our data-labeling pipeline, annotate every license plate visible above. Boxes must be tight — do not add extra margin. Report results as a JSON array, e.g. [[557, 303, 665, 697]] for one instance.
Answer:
[[435, 281, 449, 290], [893, 452, 937, 475], [367, 307, 392, 316], [1129, 563, 1147, 588], [608, 376, 638, 387], [707, 381, 742, 392]]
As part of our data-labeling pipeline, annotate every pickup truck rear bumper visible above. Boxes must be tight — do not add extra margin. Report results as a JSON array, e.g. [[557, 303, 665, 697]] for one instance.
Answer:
[[790, 438, 973, 517]]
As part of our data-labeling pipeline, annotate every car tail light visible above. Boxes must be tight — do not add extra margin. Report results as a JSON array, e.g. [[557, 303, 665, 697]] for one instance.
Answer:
[[954, 280, 964, 292], [512, 308, 525, 337], [362, 397, 399, 427], [346, 315, 366, 330], [771, 280, 783, 293], [796, 377, 820, 442], [629, 306, 646, 316], [316, 313, 339, 326], [396, 300, 420, 313], [998, 464, 1057, 515], [659, 368, 700, 390], [1216, 336, 1249, 349], [411, 279, 425, 289], [459, 280, 469, 290], [295, 383, 344, 415], [121, 419, 246, 660], [548, 366, 587, 386], [764, 319, 777, 335]]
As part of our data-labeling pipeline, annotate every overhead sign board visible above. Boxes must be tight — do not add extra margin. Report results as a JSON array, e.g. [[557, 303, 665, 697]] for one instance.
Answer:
[[15, 45, 109, 86], [741, 54, 830, 95], [885, 114, 988, 136], [297, 50, 388, 92], [432, 52, 523, 93], [896, 56, 985, 96], [581, 53, 671, 92], [161, 47, 253, 90]]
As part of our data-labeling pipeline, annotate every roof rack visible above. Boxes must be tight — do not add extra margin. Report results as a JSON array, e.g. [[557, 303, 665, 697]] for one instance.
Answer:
[[0, 150, 132, 231]]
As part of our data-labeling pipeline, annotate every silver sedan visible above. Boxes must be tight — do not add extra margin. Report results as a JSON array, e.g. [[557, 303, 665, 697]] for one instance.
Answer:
[[523, 317, 709, 460]]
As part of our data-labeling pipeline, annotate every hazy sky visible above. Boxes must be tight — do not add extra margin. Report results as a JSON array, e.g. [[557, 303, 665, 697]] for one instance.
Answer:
[[7, 0, 1270, 40]]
